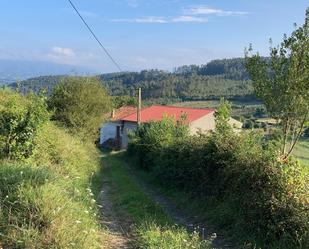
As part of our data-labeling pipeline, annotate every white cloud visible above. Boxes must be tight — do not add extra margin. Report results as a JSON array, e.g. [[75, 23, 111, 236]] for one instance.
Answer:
[[172, 16, 208, 23], [110, 4, 248, 24], [51, 46, 75, 57], [112, 16, 167, 23], [111, 15, 208, 23], [185, 6, 249, 16]]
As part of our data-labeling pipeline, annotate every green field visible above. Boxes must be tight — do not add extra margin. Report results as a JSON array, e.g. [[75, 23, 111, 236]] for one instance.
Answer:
[[172, 100, 264, 117], [293, 139, 309, 171]]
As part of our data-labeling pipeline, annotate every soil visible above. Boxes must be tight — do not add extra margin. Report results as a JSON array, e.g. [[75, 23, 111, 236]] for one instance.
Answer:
[[98, 153, 240, 249], [98, 162, 136, 249], [124, 162, 240, 249]]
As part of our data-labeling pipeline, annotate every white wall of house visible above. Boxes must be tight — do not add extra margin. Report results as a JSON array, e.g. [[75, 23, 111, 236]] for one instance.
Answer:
[[100, 114, 242, 148], [122, 121, 138, 148], [189, 112, 216, 135], [188, 113, 242, 135], [100, 122, 118, 144], [228, 118, 243, 130]]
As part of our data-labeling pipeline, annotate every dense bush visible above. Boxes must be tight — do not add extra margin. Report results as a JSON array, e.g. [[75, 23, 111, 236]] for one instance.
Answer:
[[0, 90, 103, 248], [128, 119, 309, 248], [48, 76, 111, 140], [0, 88, 49, 160], [128, 116, 189, 170], [0, 122, 102, 248]]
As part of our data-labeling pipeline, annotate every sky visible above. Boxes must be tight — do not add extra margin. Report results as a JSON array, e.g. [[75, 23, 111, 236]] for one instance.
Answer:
[[0, 0, 308, 73]]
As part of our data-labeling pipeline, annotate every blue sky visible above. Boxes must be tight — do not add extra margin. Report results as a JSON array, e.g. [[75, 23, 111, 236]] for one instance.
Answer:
[[0, 0, 308, 73]]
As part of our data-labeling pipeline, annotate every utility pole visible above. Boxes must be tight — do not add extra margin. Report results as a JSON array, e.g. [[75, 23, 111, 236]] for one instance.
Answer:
[[137, 88, 142, 126]]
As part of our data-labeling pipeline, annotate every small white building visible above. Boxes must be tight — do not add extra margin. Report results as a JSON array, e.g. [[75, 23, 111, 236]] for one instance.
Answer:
[[100, 105, 242, 148], [99, 106, 136, 147]]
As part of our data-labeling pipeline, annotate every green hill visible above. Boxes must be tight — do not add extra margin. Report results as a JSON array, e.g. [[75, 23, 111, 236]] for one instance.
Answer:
[[9, 58, 255, 102]]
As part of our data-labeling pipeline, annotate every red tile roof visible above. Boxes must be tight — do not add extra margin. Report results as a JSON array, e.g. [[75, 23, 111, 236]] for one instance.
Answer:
[[112, 106, 137, 121], [121, 105, 214, 124]]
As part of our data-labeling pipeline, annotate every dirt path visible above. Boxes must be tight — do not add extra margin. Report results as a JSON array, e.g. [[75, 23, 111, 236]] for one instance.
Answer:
[[98, 152, 239, 249], [124, 162, 238, 249], [98, 161, 135, 249]]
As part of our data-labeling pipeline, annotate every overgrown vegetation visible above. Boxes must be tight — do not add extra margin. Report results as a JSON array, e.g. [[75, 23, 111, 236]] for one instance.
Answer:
[[128, 102, 309, 248], [0, 124, 103, 248], [0, 87, 104, 248], [48, 76, 111, 140], [0, 89, 49, 160], [102, 151, 210, 249]]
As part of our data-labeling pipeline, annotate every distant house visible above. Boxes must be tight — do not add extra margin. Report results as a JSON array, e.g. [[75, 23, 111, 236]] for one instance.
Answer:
[[99, 106, 136, 147], [100, 105, 242, 148]]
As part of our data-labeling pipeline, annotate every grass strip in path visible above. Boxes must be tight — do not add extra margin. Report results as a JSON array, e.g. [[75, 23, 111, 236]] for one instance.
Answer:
[[100, 151, 210, 249]]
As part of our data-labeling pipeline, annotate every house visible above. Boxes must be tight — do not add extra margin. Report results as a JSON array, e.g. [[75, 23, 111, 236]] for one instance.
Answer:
[[100, 105, 242, 148], [99, 106, 136, 146]]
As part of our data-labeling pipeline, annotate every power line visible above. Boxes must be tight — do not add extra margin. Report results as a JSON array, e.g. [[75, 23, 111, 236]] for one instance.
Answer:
[[67, 0, 122, 72]]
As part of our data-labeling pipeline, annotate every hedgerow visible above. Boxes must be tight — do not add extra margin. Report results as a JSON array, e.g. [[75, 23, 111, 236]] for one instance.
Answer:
[[128, 117, 309, 249]]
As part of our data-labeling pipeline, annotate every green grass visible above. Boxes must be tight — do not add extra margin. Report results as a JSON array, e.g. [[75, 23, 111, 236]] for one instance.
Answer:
[[172, 100, 264, 117], [293, 138, 309, 172], [101, 151, 210, 249], [0, 123, 103, 249], [124, 155, 245, 247], [125, 151, 309, 249]]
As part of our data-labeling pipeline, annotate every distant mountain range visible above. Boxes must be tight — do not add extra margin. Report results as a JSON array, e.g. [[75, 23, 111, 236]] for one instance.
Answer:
[[0, 59, 96, 84], [8, 58, 256, 102]]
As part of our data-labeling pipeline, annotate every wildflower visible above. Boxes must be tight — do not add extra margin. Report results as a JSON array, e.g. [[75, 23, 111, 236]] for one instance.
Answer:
[[75, 220, 82, 224], [84, 210, 89, 214], [97, 205, 103, 208], [91, 199, 96, 203]]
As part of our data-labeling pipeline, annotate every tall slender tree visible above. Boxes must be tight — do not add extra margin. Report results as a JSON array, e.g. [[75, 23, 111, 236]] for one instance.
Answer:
[[245, 8, 309, 159]]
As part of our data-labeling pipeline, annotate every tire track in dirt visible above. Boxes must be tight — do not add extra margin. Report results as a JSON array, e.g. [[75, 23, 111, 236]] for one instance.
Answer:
[[98, 161, 135, 249], [124, 162, 240, 249]]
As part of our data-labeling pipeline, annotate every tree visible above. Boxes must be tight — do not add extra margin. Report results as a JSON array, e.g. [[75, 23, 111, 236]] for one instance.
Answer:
[[245, 8, 309, 159], [12, 58, 254, 102], [0, 89, 49, 159], [214, 98, 232, 133], [112, 95, 137, 109], [48, 77, 111, 141]]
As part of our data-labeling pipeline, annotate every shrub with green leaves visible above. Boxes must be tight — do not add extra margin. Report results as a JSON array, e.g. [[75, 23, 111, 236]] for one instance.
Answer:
[[128, 116, 189, 170], [0, 88, 49, 160], [129, 117, 309, 248], [48, 76, 111, 141]]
